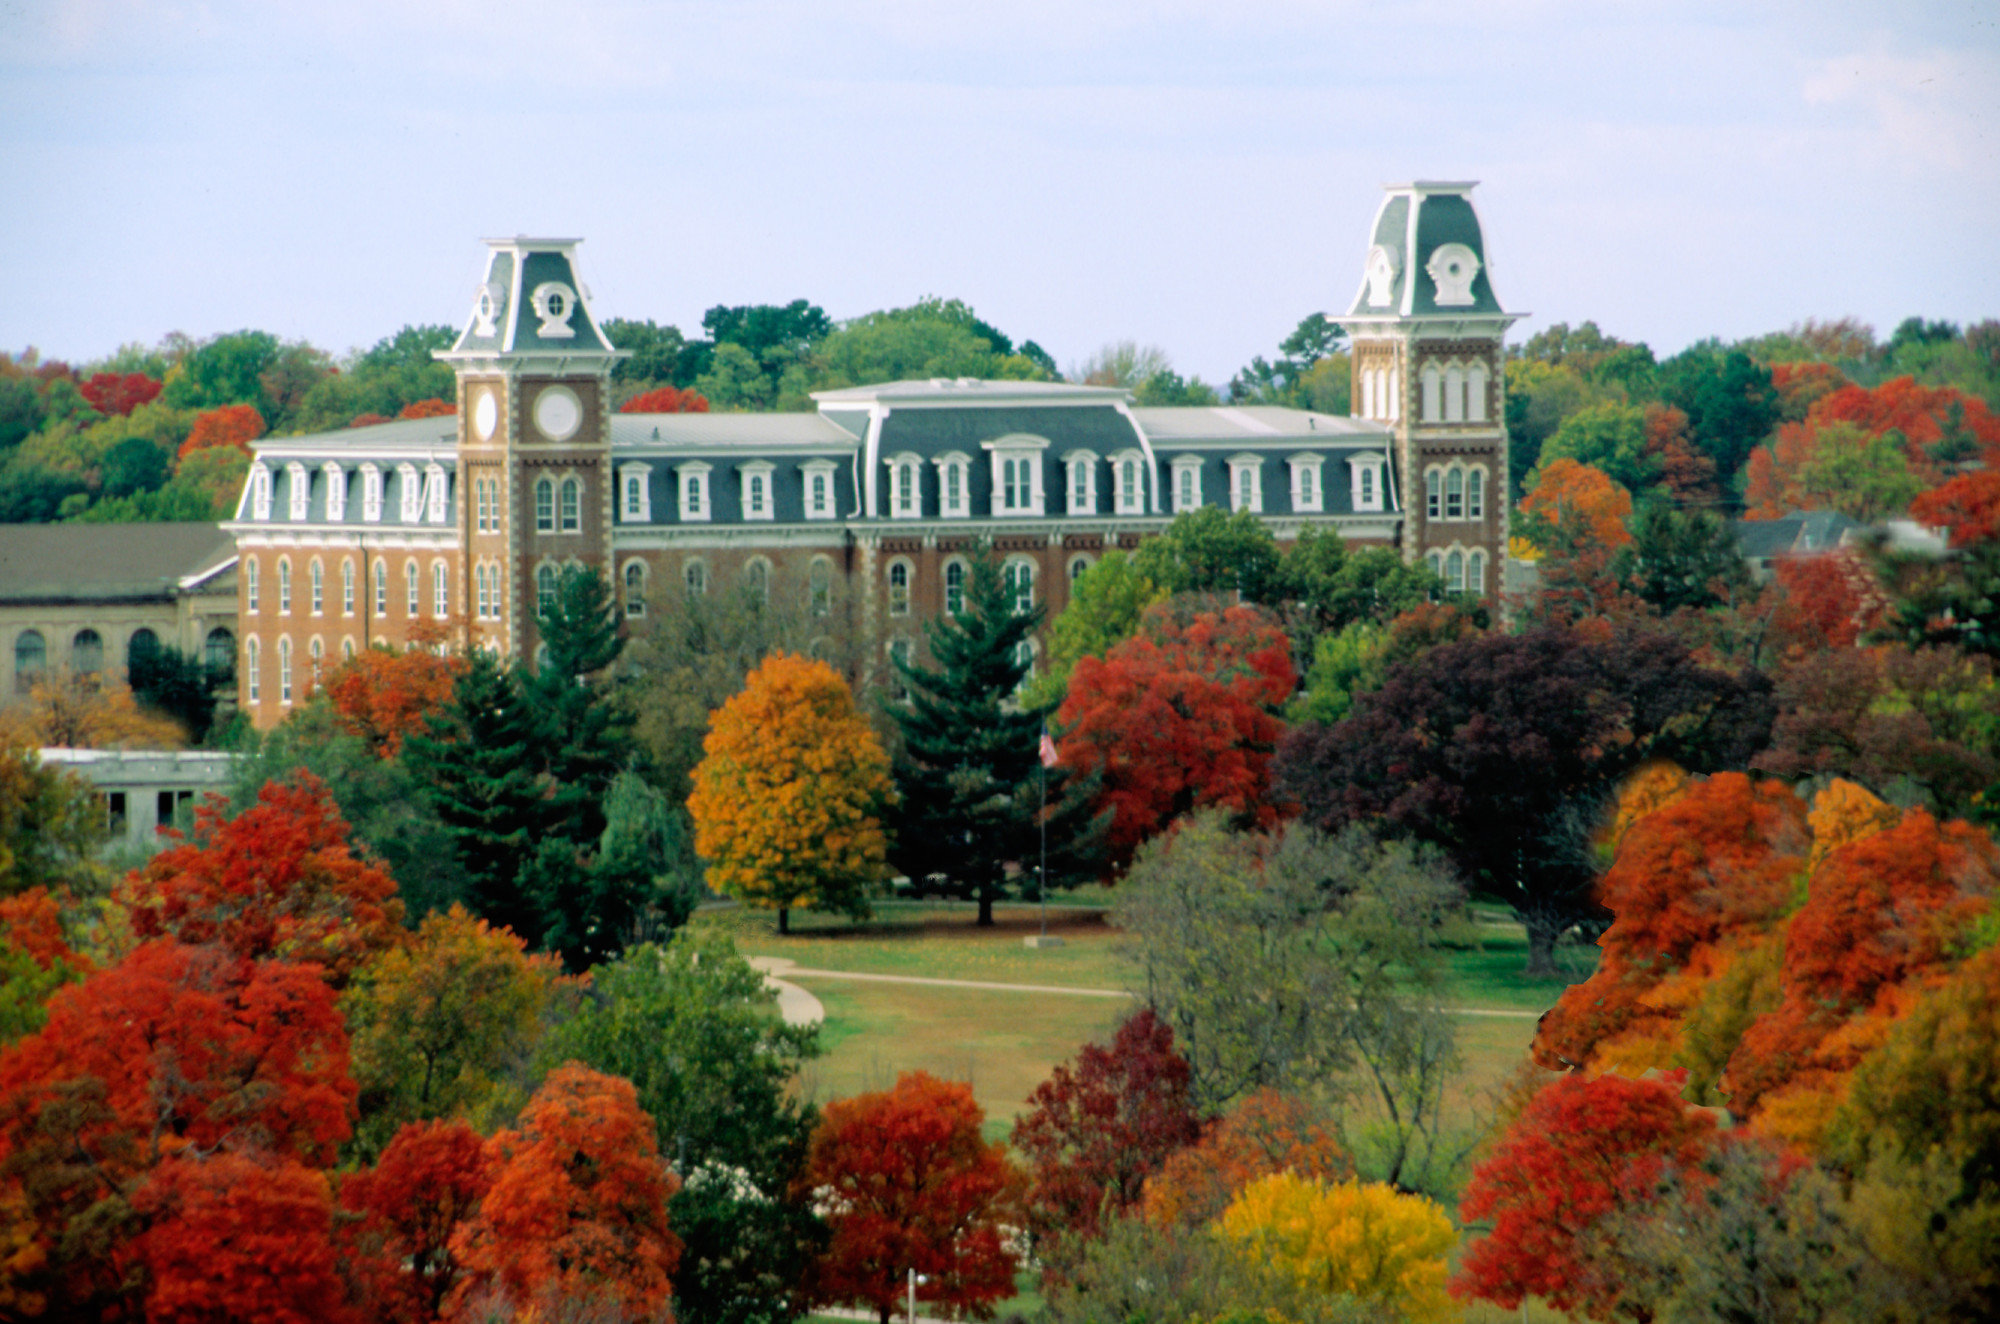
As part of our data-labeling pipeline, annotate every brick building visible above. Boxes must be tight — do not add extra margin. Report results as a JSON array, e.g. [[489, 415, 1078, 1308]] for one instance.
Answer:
[[225, 182, 1518, 728]]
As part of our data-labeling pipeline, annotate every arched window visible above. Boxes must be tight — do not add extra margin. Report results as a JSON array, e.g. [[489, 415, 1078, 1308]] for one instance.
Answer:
[[944, 561, 966, 616], [808, 558, 832, 616], [341, 637, 355, 662], [310, 558, 324, 614], [559, 477, 581, 532], [1467, 468, 1485, 520], [433, 561, 449, 618], [887, 561, 911, 617], [535, 477, 555, 531], [1421, 364, 1441, 422], [1425, 470, 1441, 520], [476, 565, 489, 620], [537, 564, 559, 617], [373, 559, 387, 616], [1467, 363, 1490, 422], [204, 628, 233, 673], [14, 629, 45, 692], [1069, 555, 1092, 582], [1426, 551, 1442, 578], [73, 629, 103, 676], [1121, 459, 1139, 512], [406, 560, 420, 616], [245, 636, 260, 703], [1445, 467, 1464, 520], [1003, 559, 1034, 615], [1444, 365, 1466, 423], [896, 462, 914, 514], [887, 639, 913, 703], [1468, 550, 1487, 595], [277, 556, 292, 615], [1359, 467, 1375, 506], [342, 558, 356, 615], [745, 558, 770, 605], [683, 560, 707, 597], [811, 471, 830, 516], [246, 555, 259, 612], [1177, 466, 1195, 510], [278, 635, 293, 704], [126, 628, 159, 674], [944, 463, 963, 514], [749, 473, 767, 516], [624, 561, 646, 617], [1236, 467, 1254, 511], [1445, 551, 1465, 594], [309, 636, 324, 681]]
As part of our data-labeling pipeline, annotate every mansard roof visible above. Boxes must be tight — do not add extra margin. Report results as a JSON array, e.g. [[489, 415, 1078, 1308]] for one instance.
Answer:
[[1129, 405, 1388, 443], [439, 237, 621, 361], [610, 413, 861, 450], [1345, 181, 1514, 323], [811, 378, 1127, 405]]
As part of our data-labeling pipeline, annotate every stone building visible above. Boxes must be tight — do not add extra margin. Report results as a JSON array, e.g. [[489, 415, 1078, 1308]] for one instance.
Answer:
[[225, 182, 1517, 728]]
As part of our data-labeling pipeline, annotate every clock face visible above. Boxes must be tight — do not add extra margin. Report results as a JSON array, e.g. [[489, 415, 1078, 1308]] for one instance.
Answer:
[[534, 386, 582, 442], [473, 392, 498, 441]]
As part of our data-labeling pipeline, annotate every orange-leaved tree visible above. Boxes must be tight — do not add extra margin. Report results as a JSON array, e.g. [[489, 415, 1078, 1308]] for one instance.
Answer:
[[317, 620, 466, 758], [120, 770, 403, 987], [1219, 1172, 1457, 1324], [1519, 458, 1634, 552], [176, 402, 266, 461], [1056, 601, 1295, 871], [1141, 1087, 1352, 1228], [1911, 468, 2000, 548], [801, 1071, 1022, 1324], [447, 1063, 681, 1323], [340, 1118, 493, 1324], [688, 652, 893, 932], [620, 384, 711, 413], [398, 398, 456, 419]]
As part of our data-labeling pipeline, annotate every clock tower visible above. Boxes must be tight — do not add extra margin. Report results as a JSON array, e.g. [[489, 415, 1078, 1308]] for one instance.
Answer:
[[437, 238, 626, 660]]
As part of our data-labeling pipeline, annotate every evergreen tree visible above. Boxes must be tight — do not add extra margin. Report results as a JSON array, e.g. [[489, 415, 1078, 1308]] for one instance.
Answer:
[[526, 564, 630, 847], [890, 551, 1104, 925]]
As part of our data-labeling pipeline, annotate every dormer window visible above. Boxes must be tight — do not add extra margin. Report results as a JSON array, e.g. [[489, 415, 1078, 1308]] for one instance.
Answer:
[[620, 464, 652, 522], [425, 463, 448, 523], [1227, 455, 1263, 514], [678, 463, 712, 522], [398, 464, 421, 522], [361, 464, 381, 522], [1349, 452, 1387, 513], [1170, 455, 1203, 513], [1064, 450, 1098, 514], [251, 464, 272, 520], [802, 460, 839, 520], [323, 463, 346, 521], [1113, 451, 1147, 516], [887, 453, 922, 519], [287, 462, 310, 521], [739, 461, 774, 521], [933, 452, 970, 518], [983, 434, 1047, 516], [1287, 453, 1325, 513]]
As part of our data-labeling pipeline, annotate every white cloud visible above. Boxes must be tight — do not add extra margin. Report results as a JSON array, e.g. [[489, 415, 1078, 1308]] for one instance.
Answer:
[[1803, 42, 2000, 176]]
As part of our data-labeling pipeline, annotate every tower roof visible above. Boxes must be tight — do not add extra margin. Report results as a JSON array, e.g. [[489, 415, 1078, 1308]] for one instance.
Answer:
[[437, 237, 622, 362], [1345, 182, 1513, 322]]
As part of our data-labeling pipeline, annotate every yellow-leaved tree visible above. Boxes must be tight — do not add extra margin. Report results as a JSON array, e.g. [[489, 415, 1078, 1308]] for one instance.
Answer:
[[1216, 1172, 1457, 1324], [688, 652, 894, 932]]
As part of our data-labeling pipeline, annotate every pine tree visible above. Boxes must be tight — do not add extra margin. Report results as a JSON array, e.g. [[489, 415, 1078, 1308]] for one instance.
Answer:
[[890, 551, 1104, 925], [526, 564, 629, 846]]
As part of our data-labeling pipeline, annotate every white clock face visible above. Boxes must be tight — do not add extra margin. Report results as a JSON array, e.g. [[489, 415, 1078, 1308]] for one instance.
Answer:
[[473, 392, 498, 441], [534, 386, 582, 442]]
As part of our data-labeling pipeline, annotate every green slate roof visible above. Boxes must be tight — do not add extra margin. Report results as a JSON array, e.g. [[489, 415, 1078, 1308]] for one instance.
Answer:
[[1347, 183, 1507, 319], [442, 239, 619, 360]]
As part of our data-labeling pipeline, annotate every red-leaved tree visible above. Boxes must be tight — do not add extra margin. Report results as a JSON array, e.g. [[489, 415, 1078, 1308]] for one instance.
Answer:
[[1011, 1009, 1204, 1270], [1452, 1073, 1719, 1320], [78, 371, 163, 418], [340, 1119, 493, 1323], [1911, 468, 2000, 548], [398, 398, 456, 419], [1141, 1087, 1353, 1228], [316, 622, 466, 759], [1057, 600, 1295, 870], [176, 403, 266, 462], [620, 385, 711, 414], [801, 1071, 1022, 1324]]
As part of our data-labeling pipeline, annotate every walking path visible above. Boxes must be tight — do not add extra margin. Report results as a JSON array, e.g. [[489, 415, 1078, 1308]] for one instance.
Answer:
[[749, 956, 1543, 1025]]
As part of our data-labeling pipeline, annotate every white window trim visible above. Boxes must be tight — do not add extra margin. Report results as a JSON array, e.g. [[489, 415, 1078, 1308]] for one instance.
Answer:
[[620, 463, 653, 522], [360, 464, 381, 523], [933, 451, 971, 519], [982, 434, 1048, 517], [1227, 454, 1264, 514], [341, 558, 355, 616], [942, 557, 968, 616], [885, 452, 923, 520], [1107, 448, 1146, 516], [1170, 455, 1204, 514], [1287, 452, 1325, 514], [678, 462, 712, 522], [425, 463, 448, 524], [1063, 449, 1099, 515], [802, 460, 839, 521], [398, 463, 421, 523], [250, 464, 272, 520], [323, 462, 346, 522], [245, 555, 259, 612], [739, 460, 775, 522], [433, 560, 449, 618], [558, 474, 582, 533], [277, 557, 291, 616], [1003, 555, 1037, 615], [287, 462, 310, 521], [622, 559, 648, 617], [245, 635, 260, 703], [886, 557, 914, 617], [1349, 451, 1388, 514]]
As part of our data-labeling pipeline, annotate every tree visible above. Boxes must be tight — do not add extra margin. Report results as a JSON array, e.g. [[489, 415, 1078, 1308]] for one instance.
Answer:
[[603, 317, 693, 387], [1519, 457, 1634, 552], [619, 383, 711, 413], [1281, 535, 1444, 644], [800, 1071, 1021, 1324], [1019, 550, 1164, 711], [1011, 1009, 1204, 1272], [689, 652, 893, 932], [343, 904, 567, 1159], [128, 638, 229, 744], [1130, 505, 1283, 605], [1057, 600, 1295, 870], [1615, 505, 1753, 615], [447, 1064, 682, 1323], [1219, 1173, 1457, 1324], [1141, 1088, 1353, 1228], [339, 1119, 492, 1324], [0, 887, 90, 1043], [0, 745, 106, 899], [76, 370, 163, 418], [1278, 624, 1776, 975], [0, 672, 188, 750], [890, 552, 1103, 925], [1911, 468, 2000, 547], [548, 930, 826, 1324], [121, 771, 402, 986], [1657, 345, 1782, 489], [526, 563, 628, 844], [397, 397, 454, 419], [160, 330, 283, 414], [1452, 1072, 1719, 1320], [318, 627, 465, 759], [1536, 402, 1659, 496], [1745, 418, 1923, 521], [175, 402, 266, 462]]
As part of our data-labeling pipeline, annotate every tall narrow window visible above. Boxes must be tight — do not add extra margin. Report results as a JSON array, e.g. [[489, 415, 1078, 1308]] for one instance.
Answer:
[[538, 564, 558, 617], [278, 557, 291, 615], [809, 559, 831, 616], [1445, 551, 1465, 594], [246, 556, 260, 612], [434, 562, 449, 618], [309, 636, 323, 681], [684, 561, 707, 597], [625, 562, 646, 617], [811, 472, 828, 516], [1177, 467, 1193, 509], [1446, 468, 1464, 520], [625, 474, 643, 518], [1426, 470, 1441, 520], [750, 474, 766, 515], [888, 562, 910, 616], [1360, 468, 1374, 505], [946, 465, 961, 512], [888, 640, 913, 702], [535, 478, 554, 531], [1004, 560, 1033, 614], [310, 559, 323, 615], [1467, 468, 1485, 520], [1468, 550, 1487, 594], [406, 560, 419, 616], [1300, 467, 1315, 507], [896, 464, 913, 514], [373, 560, 387, 616], [342, 637, 355, 662], [246, 637, 260, 703], [560, 477, 580, 532], [477, 565, 490, 620], [1121, 460, 1136, 510], [278, 636, 293, 704], [72, 629, 102, 676], [945, 562, 965, 616], [1236, 468, 1253, 510], [745, 559, 770, 604], [342, 558, 355, 615]]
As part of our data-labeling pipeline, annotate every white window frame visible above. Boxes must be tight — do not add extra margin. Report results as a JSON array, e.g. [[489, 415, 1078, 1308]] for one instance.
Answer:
[[1063, 449, 1098, 514], [323, 463, 345, 521], [278, 635, 293, 705], [286, 463, 309, 521], [983, 435, 1048, 517], [537, 563, 559, 616], [682, 559, 707, 597], [802, 460, 839, 520], [1003, 556, 1035, 615], [1468, 465, 1486, 520], [360, 464, 382, 522], [1425, 469, 1442, 521], [278, 556, 292, 616], [433, 560, 449, 618], [1170, 455, 1204, 514], [425, 463, 448, 524], [373, 559, 387, 615], [535, 476, 555, 531], [341, 558, 355, 616], [406, 559, 420, 616], [620, 463, 652, 522], [1444, 365, 1466, 423], [623, 559, 648, 617], [678, 462, 712, 522], [245, 555, 259, 612], [744, 557, 772, 604], [559, 475, 581, 532], [739, 461, 775, 521], [309, 558, 323, 615], [887, 558, 913, 617], [1349, 452, 1388, 514], [1287, 453, 1325, 514], [930, 452, 970, 519], [1110, 449, 1147, 516], [1467, 363, 1490, 422], [251, 463, 272, 520], [394, 463, 419, 522], [1227, 454, 1264, 514], [808, 556, 833, 616], [943, 558, 967, 616], [246, 635, 260, 703]]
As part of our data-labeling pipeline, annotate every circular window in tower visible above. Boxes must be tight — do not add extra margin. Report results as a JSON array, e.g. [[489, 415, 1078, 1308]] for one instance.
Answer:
[[533, 385, 581, 442], [473, 391, 498, 441]]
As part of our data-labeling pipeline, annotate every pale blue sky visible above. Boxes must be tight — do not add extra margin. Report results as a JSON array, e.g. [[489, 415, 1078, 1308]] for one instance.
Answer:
[[2, 1, 1995, 385]]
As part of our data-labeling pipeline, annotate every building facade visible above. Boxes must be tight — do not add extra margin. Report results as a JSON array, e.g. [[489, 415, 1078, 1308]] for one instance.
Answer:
[[226, 184, 1517, 728]]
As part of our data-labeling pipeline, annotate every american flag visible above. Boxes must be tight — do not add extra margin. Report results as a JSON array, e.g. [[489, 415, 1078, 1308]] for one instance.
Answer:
[[1038, 730, 1059, 768]]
